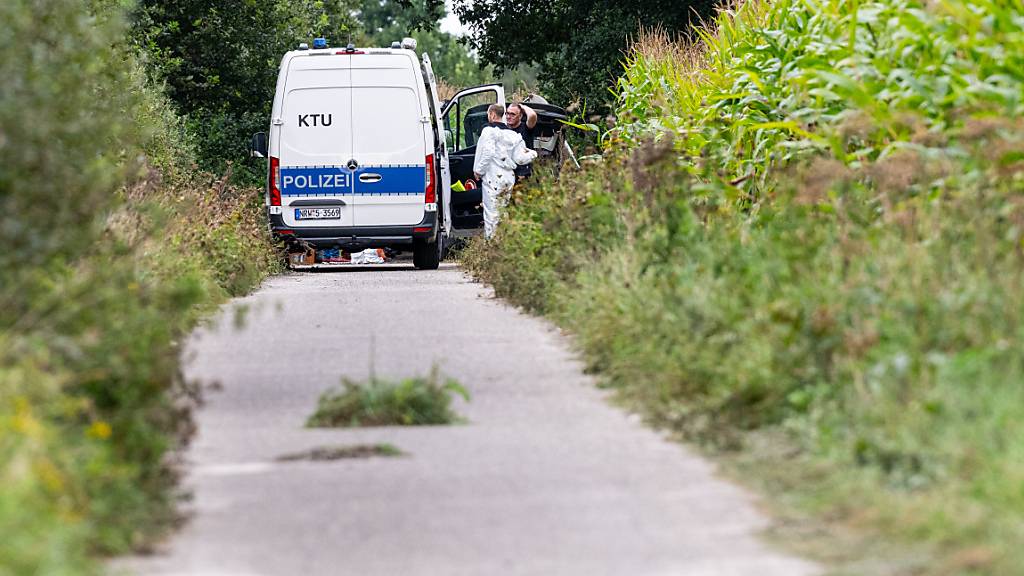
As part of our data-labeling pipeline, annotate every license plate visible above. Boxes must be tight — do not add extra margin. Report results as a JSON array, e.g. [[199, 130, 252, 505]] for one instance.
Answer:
[[295, 207, 341, 220]]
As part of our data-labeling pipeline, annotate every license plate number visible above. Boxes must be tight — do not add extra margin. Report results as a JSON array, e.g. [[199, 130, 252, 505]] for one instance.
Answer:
[[295, 207, 341, 220]]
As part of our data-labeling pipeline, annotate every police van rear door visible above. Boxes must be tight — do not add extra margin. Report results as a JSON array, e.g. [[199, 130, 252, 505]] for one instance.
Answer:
[[277, 53, 355, 229], [348, 52, 432, 227]]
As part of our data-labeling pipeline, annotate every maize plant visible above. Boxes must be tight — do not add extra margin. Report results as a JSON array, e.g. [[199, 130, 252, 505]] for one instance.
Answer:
[[615, 0, 1024, 202]]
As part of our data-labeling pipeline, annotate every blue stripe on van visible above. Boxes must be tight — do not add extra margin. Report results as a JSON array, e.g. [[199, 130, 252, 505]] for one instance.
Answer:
[[279, 165, 425, 196], [354, 166, 425, 196]]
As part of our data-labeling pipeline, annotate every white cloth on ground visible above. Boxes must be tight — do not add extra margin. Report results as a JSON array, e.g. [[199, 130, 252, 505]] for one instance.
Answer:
[[350, 248, 387, 264], [472, 125, 538, 238]]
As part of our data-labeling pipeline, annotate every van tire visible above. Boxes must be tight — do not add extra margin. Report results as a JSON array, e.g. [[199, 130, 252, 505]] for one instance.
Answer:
[[413, 232, 442, 270]]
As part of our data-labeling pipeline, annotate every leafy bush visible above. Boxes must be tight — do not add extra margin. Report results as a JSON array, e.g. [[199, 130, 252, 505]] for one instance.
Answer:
[[1, 172, 277, 574], [466, 0, 1024, 572], [308, 367, 470, 427], [0, 0, 279, 574], [0, 0, 142, 272]]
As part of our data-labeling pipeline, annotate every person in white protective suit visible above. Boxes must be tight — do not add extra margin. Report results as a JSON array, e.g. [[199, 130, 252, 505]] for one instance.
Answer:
[[473, 104, 537, 238]]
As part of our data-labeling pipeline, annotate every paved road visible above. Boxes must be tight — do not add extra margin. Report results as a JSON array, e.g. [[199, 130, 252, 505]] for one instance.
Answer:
[[120, 263, 817, 576]]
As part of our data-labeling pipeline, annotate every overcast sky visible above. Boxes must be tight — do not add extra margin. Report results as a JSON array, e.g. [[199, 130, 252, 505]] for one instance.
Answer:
[[439, 0, 469, 36]]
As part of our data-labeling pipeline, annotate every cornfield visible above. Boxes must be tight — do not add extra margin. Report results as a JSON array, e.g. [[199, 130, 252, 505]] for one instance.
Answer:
[[468, 0, 1024, 572], [616, 0, 1024, 200]]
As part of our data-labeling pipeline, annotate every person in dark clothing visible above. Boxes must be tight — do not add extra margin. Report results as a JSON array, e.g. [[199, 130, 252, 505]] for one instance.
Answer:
[[505, 102, 538, 179]]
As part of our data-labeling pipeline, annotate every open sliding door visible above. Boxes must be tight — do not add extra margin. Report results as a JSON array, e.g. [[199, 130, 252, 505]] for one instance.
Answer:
[[440, 84, 505, 232]]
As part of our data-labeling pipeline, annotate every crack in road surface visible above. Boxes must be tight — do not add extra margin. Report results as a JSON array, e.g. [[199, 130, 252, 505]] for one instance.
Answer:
[[119, 263, 818, 576]]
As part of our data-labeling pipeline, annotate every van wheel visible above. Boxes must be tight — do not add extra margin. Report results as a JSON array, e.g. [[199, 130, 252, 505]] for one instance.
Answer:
[[413, 231, 441, 270]]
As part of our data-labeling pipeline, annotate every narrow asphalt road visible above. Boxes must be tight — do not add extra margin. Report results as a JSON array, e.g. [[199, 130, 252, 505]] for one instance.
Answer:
[[120, 263, 817, 576]]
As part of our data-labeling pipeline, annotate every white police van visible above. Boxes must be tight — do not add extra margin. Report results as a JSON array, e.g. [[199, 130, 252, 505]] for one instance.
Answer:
[[250, 37, 505, 269]]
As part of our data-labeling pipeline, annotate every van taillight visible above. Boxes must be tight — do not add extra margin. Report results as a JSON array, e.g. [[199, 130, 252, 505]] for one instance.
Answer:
[[424, 154, 435, 204], [269, 156, 281, 206]]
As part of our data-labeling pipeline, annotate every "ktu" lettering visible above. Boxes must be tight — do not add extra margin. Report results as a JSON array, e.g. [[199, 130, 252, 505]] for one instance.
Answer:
[[298, 114, 333, 127]]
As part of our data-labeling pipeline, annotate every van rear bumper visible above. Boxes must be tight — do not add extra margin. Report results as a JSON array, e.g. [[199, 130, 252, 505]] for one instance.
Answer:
[[270, 212, 436, 250]]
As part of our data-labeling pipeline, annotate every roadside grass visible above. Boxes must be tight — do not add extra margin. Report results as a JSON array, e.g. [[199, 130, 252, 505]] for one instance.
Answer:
[[1, 1, 279, 573], [0, 172, 279, 572], [465, 0, 1024, 573], [468, 141, 1024, 575], [307, 367, 470, 428]]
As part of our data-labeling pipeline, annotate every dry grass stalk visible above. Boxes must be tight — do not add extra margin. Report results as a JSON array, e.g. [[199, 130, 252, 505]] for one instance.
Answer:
[[629, 26, 708, 86], [434, 76, 461, 101], [796, 157, 853, 205]]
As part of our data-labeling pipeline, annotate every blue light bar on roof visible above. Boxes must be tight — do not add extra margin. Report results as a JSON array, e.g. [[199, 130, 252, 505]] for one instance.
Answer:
[[312, 38, 327, 49]]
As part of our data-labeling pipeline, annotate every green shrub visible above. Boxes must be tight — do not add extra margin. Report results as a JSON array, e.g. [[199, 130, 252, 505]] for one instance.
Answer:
[[1, 173, 277, 574], [308, 368, 470, 428], [0, 0, 142, 272], [0, 1, 279, 574]]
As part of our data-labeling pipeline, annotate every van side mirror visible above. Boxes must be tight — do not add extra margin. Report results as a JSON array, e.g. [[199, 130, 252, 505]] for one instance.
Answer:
[[444, 129, 454, 149], [249, 132, 268, 158]]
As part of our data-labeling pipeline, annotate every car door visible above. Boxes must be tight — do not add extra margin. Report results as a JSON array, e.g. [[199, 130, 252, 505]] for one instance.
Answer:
[[421, 53, 452, 235], [441, 84, 505, 231], [276, 54, 356, 229]]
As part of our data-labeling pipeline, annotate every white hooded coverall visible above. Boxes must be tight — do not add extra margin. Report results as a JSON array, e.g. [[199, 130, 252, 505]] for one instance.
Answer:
[[473, 126, 538, 238]]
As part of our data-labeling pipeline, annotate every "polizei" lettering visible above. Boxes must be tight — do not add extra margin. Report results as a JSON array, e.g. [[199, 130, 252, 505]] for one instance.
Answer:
[[297, 113, 333, 127], [282, 173, 350, 190]]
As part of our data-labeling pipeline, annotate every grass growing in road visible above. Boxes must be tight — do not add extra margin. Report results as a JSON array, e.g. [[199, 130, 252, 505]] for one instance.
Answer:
[[307, 367, 469, 428], [275, 444, 403, 461]]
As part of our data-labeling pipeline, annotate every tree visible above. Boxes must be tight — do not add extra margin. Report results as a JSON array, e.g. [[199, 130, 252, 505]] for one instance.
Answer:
[[453, 0, 717, 110], [355, 0, 491, 88], [132, 0, 359, 179], [356, 0, 444, 36]]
